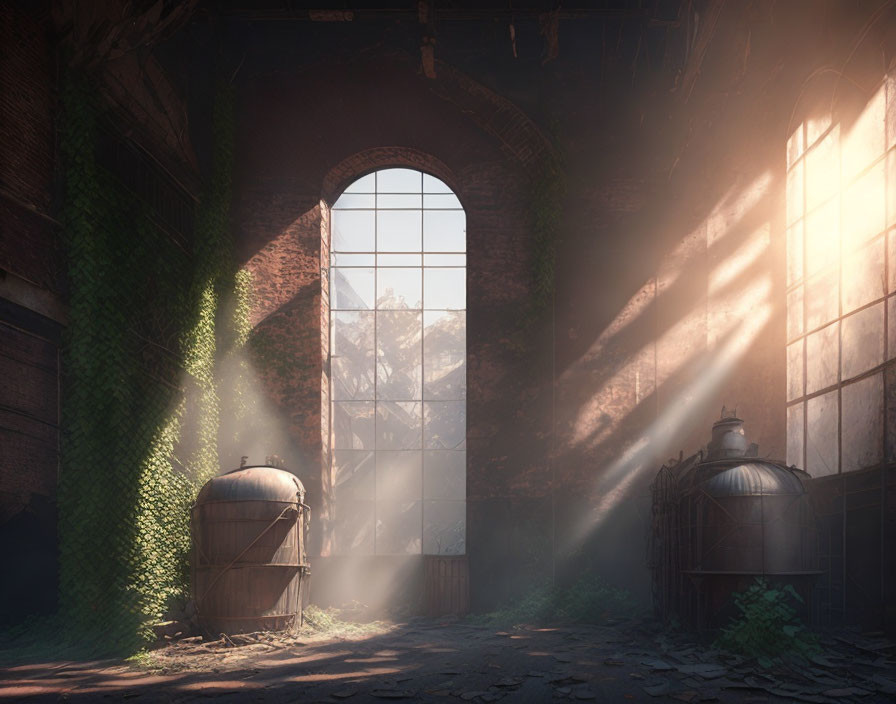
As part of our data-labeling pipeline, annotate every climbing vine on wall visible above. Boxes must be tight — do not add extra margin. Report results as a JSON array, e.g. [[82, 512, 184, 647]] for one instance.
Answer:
[[58, 72, 243, 652]]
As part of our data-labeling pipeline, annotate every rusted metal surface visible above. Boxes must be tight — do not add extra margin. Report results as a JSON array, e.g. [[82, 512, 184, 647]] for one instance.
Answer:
[[424, 555, 469, 617], [649, 416, 820, 629], [192, 465, 310, 636]]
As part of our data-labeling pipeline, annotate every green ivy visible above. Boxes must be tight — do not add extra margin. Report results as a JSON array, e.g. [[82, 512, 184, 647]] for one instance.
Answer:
[[58, 73, 245, 653], [715, 577, 821, 667]]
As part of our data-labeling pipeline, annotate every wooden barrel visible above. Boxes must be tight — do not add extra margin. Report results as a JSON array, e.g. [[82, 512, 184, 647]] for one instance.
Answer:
[[192, 466, 309, 636]]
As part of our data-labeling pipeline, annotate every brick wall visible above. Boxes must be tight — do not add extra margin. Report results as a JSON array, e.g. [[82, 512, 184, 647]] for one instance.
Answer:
[[0, 1, 59, 291]]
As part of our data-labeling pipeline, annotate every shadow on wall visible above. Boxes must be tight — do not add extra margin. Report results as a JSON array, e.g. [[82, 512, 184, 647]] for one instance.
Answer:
[[550, 169, 779, 603], [215, 278, 312, 483], [0, 493, 57, 626]]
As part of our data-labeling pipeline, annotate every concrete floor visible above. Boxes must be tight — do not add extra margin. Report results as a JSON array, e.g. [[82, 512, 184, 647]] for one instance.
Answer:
[[1, 620, 895, 703]]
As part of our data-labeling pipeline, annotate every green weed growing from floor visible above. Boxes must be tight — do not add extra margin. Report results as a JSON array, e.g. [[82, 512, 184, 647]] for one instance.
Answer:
[[714, 577, 821, 667]]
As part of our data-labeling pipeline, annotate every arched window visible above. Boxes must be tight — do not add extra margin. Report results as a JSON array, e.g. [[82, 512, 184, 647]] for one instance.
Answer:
[[329, 168, 466, 555]]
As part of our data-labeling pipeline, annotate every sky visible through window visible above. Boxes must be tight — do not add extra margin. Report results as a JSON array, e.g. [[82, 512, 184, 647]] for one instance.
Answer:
[[329, 168, 467, 555]]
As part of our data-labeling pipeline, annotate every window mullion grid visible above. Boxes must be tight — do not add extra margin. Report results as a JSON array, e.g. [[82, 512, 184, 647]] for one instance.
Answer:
[[373, 169, 378, 556], [801, 120, 809, 473], [420, 172, 426, 524]]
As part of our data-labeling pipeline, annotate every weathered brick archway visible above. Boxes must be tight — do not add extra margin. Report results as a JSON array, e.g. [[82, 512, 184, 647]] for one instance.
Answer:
[[238, 51, 558, 610]]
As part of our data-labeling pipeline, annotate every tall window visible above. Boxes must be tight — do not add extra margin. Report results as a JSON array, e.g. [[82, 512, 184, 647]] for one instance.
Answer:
[[785, 77, 895, 477], [329, 168, 466, 555]]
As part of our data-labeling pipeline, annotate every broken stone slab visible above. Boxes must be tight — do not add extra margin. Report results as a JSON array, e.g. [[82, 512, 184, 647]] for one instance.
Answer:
[[871, 674, 896, 694], [370, 689, 415, 699], [640, 658, 675, 671], [675, 663, 727, 679], [820, 686, 873, 697], [643, 681, 672, 696]]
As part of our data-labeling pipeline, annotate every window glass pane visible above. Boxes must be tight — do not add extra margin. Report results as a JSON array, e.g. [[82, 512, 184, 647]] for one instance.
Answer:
[[331, 311, 375, 400], [378, 193, 421, 209], [378, 210, 422, 252], [376, 401, 422, 449], [332, 253, 375, 266], [378, 253, 421, 266], [841, 302, 884, 380], [423, 173, 452, 193], [805, 125, 839, 212], [806, 390, 838, 478], [423, 450, 465, 500], [786, 161, 803, 226], [332, 267, 374, 310], [424, 194, 463, 209], [424, 210, 466, 252], [377, 168, 421, 193], [786, 221, 803, 286], [376, 501, 421, 554], [334, 450, 374, 502], [890, 230, 896, 293], [787, 124, 804, 168], [424, 311, 466, 399], [424, 401, 466, 450], [805, 197, 839, 278], [805, 269, 839, 331], [806, 322, 839, 394], [423, 501, 465, 555], [842, 84, 885, 182], [332, 401, 375, 450], [376, 451, 422, 502], [424, 253, 465, 266], [343, 172, 375, 193], [889, 153, 896, 229], [842, 236, 885, 313], [889, 296, 896, 361], [786, 403, 804, 468], [425, 268, 466, 310], [333, 210, 375, 251], [787, 339, 804, 402], [787, 286, 803, 342], [334, 500, 374, 554], [377, 268, 422, 310], [376, 312, 422, 399], [842, 161, 885, 254], [841, 373, 883, 472], [333, 193, 375, 209]]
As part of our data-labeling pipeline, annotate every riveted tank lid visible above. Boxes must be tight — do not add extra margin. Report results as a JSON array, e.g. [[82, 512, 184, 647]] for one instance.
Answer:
[[196, 466, 305, 504], [699, 461, 806, 497]]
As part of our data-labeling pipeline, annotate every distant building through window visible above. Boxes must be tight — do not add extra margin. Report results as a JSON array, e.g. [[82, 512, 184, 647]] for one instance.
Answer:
[[328, 168, 466, 555]]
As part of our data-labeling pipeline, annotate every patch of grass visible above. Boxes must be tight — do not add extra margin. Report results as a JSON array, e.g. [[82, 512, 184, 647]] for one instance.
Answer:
[[714, 577, 821, 667], [470, 573, 641, 627], [299, 605, 390, 639]]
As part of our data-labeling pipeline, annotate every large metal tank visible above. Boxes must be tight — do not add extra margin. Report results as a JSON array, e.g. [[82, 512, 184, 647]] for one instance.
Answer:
[[191, 465, 310, 636], [649, 415, 820, 629]]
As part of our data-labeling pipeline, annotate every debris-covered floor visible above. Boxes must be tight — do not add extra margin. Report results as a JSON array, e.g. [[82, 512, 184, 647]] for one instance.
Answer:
[[2, 618, 896, 703]]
